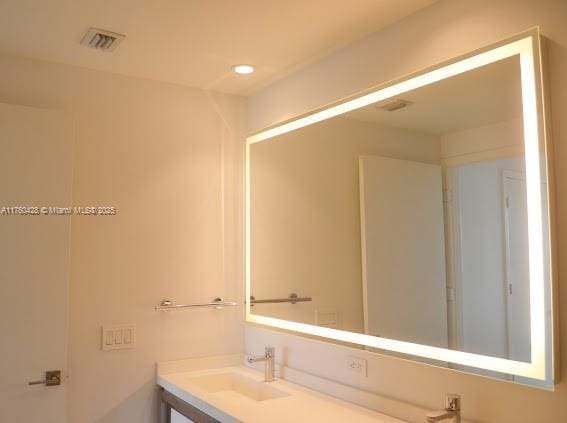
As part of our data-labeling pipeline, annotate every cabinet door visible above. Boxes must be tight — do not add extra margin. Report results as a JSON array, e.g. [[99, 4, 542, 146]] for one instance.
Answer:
[[172, 409, 194, 423]]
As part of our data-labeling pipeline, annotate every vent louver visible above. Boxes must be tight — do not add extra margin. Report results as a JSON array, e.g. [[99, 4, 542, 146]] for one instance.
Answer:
[[80, 28, 125, 52], [375, 99, 414, 112]]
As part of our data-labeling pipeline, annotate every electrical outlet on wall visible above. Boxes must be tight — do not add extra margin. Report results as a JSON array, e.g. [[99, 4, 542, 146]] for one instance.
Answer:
[[347, 356, 368, 377]]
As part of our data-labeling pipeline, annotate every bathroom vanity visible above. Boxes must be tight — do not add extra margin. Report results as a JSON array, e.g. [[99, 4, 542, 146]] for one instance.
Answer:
[[157, 355, 411, 423]]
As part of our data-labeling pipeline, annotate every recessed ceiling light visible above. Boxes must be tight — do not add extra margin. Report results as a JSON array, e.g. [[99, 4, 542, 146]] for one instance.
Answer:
[[233, 64, 255, 75]]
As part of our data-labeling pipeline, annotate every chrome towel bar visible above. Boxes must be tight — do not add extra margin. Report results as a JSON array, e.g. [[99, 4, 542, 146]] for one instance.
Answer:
[[249, 292, 312, 305], [155, 297, 237, 312]]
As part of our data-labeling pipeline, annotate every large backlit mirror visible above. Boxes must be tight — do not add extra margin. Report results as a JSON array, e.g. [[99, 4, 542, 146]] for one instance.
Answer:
[[246, 30, 558, 388]]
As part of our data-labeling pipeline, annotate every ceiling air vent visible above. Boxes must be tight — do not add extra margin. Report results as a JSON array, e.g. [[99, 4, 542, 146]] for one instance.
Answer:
[[375, 99, 414, 112], [80, 28, 125, 52]]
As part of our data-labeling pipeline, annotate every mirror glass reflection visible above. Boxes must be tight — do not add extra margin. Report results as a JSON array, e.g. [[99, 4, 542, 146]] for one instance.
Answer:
[[249, 55, 551, 385]]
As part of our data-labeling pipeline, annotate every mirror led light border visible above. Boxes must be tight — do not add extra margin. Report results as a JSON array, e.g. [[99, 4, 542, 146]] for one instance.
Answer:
[[246, 32, 547, 380]]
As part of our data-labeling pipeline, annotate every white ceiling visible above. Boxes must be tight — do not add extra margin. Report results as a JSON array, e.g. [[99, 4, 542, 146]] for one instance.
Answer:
[[344, 55, 523, 135], [0, 0, 437, 95]]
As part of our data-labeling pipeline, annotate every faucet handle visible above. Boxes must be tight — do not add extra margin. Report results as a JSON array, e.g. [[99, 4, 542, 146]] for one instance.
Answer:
[[446, 394, 460, 411]]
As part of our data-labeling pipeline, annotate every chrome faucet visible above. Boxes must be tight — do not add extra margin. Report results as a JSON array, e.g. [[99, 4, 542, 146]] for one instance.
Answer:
[[246, 346, 275, 382], [426, 394, 461, 423]]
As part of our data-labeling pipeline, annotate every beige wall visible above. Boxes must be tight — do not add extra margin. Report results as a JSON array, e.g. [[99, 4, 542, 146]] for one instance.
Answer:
[[246, 0, 567, 422], [250, 117, 439, 333], [0, 53, 245, 422], [441, 119, 524, 165]]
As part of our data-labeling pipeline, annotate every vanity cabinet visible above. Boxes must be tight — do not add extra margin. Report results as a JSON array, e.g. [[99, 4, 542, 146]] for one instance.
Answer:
[[160, 388, 219, 423], [171, 410, 192, 423]]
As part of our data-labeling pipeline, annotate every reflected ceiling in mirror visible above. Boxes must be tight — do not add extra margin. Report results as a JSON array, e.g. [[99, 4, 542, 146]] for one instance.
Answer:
[[246, 31, 555, 387]]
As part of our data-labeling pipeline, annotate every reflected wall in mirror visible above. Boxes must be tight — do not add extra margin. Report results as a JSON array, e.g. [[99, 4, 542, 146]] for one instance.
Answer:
[[246, 31, 556, 388]]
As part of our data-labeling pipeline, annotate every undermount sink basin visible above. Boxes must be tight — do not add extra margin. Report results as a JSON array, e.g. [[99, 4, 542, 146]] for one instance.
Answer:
[[185, 372, 289, 402]]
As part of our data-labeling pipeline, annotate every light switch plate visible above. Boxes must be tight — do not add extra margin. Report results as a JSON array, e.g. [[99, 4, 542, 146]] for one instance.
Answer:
[[315, 309, 338, 327], [101, 324, 136, 351]]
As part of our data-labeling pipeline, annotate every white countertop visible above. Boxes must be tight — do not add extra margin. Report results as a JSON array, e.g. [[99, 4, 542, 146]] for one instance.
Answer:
[[157, 356, 406, 423]]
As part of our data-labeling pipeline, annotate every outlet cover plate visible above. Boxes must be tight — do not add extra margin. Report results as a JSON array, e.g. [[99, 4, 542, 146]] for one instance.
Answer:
[[347, 356, 368, 377]]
